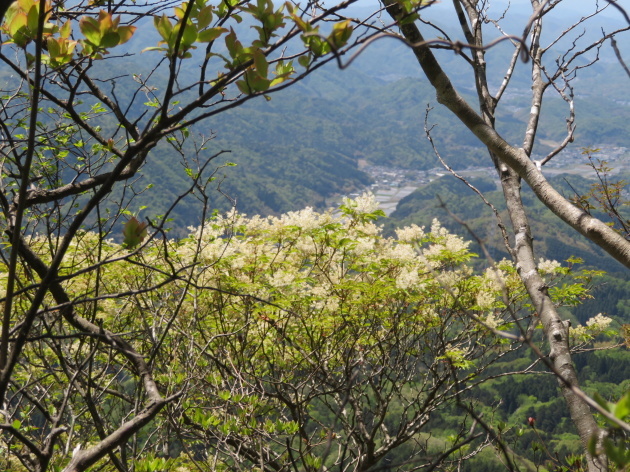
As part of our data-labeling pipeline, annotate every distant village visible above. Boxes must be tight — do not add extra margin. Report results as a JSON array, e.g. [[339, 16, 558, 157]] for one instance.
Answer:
[[347, 145, 629, 216], [355, 164, 444, 215], [537, 145, 628, 169]]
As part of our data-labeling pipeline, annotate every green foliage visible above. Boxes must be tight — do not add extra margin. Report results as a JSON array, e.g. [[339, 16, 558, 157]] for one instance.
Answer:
[[240, 0, 286, 46], [122, 216, 149, 249], [79, 10, 136, 58], [144, 5, 228, 59], [0, 197, 535, 470], [1, 0, 137, 64], [589, 391, 630, 471], [1, 1, 629, 470], [1, 0, 57, 48]]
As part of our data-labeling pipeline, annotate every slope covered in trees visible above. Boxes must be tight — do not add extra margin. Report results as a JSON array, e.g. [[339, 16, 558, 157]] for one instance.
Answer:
[[1, 0, 629, 470], [82, 12, 630, 226], [388, 173, 628, 274], [134, 60, 630, 225]]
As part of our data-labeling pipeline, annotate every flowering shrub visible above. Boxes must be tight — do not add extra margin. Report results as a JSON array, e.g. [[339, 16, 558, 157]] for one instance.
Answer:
[[0, 195, 608, 471], [570, 313, 616, 345], [91, 195, 524, 469]]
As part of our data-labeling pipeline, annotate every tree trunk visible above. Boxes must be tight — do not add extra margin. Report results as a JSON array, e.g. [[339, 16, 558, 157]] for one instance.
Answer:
[[382, 1, 607, 469]]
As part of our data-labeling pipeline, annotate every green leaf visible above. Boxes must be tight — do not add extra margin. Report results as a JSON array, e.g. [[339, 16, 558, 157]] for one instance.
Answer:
[[174, 5, 186, 19], [3, 1, 22, 28], [47, 37, 60, 56], [613, 391, 630, 420], [8, 15, 29, 47], [236, 79, 250, 94], [100, 31, 120, 48], [80, 17, 101, 45], [298, 54, 311, 69], [197, 5, 213, 29], [197, 26, 227, 43], [307, 36, 329, 57], [59, 19, 72, 38], [329, 19, 352, 49], [12, 420, 21, 430], [252, 48, 268, 78], [122, 217, 148, 249], [26, 5, 39, 33], [117, 25, 136, 45], [155, 14, 173, 42], [225, 28, 241, 60], [179, 21, 198, 48]]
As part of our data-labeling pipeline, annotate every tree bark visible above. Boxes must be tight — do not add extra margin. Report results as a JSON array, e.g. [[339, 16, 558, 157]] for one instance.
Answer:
[[382, 0, 630, 269], [382, 1, 608, 470]]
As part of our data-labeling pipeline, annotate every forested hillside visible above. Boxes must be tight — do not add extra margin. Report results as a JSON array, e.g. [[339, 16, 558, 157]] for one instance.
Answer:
[[388, 173, 627, 273], [101, 16, 630, 469], [129, 37, 630, 225], [1, 0, 628, 470]]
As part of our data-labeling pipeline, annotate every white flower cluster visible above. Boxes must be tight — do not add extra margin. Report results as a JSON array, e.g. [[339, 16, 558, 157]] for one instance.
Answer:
[[420, 220, 472, 269], [395, 224, 425, 243], [342, 192, 380, 214], [396, 267, 421, 290], [280, 206, 325, 231], [475, 291, 496, 311], [178, 199, 484, 311], [483, 266, 507, 292], [23, 196, 497, 348], [586, 313, 613, 330], [570, 313, 614, 343], [384, 243, 418, 264], [483, 312, 501, 330], [537, 258, 561, 274]]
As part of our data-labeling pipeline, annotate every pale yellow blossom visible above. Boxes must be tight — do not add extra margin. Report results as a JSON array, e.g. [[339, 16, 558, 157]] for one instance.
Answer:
[[343, 192, 380, 214], [586, 313, 613, 329], [396, 224, 425, 242], [396, 267, 420, 290], [537, 258, 561, 274]]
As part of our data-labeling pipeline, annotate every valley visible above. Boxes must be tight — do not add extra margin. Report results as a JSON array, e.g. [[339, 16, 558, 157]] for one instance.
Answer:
[[351, 145, 630, 216]]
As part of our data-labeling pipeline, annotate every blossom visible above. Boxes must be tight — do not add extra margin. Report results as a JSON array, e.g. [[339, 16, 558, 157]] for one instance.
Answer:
[[268, 270, 297, 289], [353, 221, 381, 236], [585, 313, 613, 330], [537, 258, 561, 274], [396, 267, 420, 290], [476, 291, 496, 310], [483, 312, 501, 329], [309, 285, 339, 312], [570, 313, 614, 343], [384, 243, 418, 264], [422, 219, 471, 263], [280, 207, 322, 231], [353, 236, 376, 255], [483, 267, 506, 292], [570, 325, 588, 339], [343, 192, 380, 214], [434, 269, 466, 289], [396, 224, 425, 242]]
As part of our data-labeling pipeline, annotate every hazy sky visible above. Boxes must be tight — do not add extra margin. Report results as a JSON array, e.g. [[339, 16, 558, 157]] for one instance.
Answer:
[[350, 0, 627, 20]]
